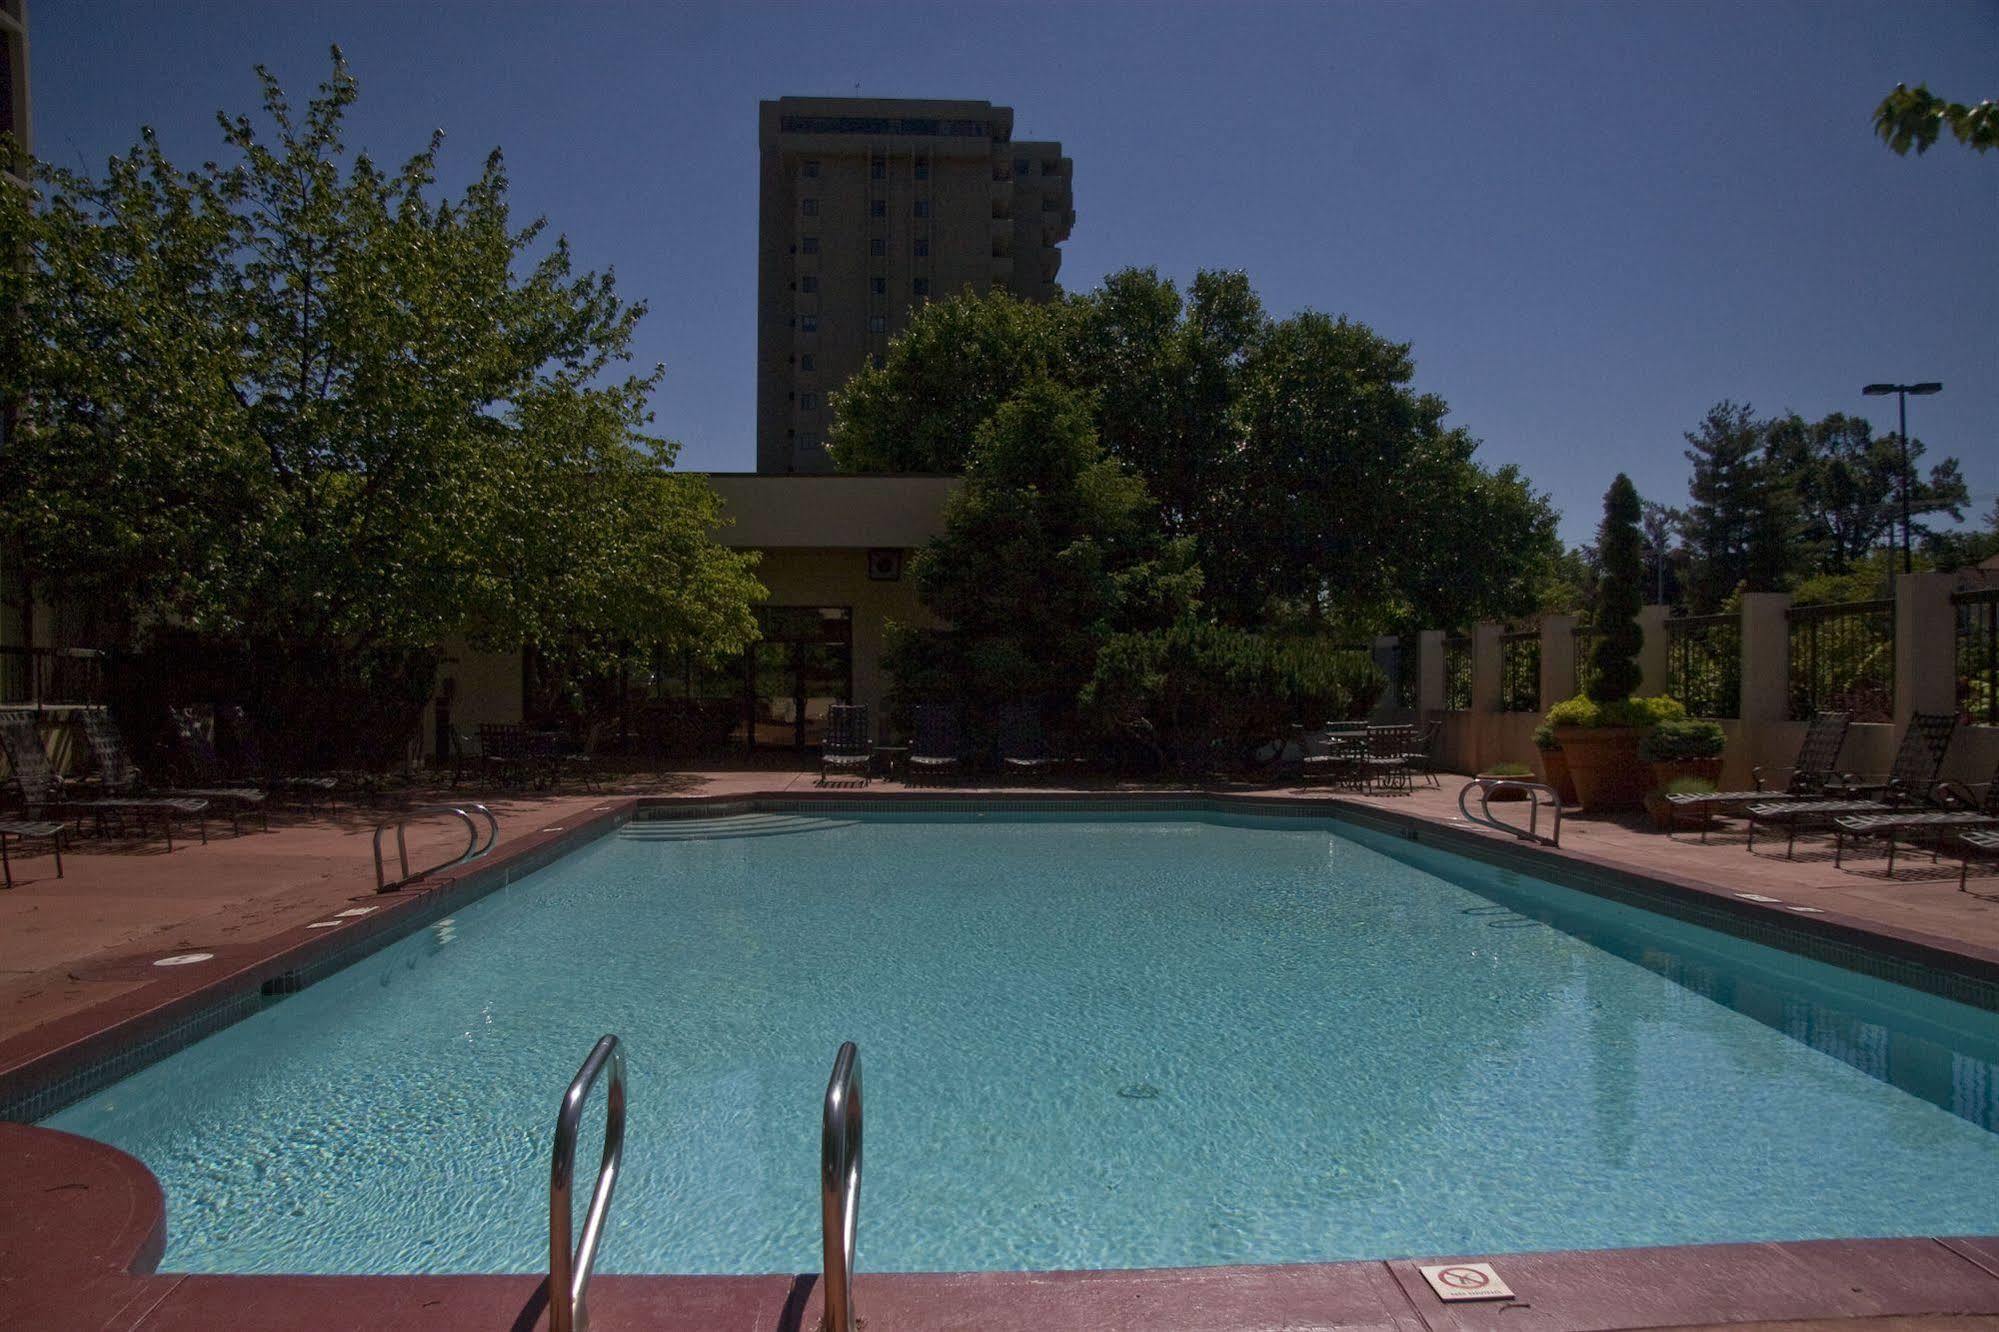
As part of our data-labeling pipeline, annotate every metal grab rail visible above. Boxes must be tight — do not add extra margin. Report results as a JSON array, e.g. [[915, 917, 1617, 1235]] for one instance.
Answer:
[[372, 803, 498, 892], [550, 1035, 626, 1332], [821, 1041, 863, 1332], [1457, 779, 1563, 848]]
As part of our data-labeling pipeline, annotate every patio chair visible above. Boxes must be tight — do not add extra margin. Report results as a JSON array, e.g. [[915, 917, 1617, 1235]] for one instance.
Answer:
[[1299, 722, 1367, 786], [218, 704, 341, 812], [998, 704, 1055, 781], [1665, 710, 1851, 841], [477, 723, 552, 789], [1404, 719, 1444, 789], [158, 707, 272, 833], [907, 704, 961, 784], [1831, 756, 1999, 872], [81, 708, 249, 834], [819, 703, 873, 785], [1957, 828, 1999, 891], [1745, 711, 1958, 857], [1362, 724, 1415, 792], [0, 816, 65, 888], [446, 725, 484, 788], [0, 711, 207, 850]]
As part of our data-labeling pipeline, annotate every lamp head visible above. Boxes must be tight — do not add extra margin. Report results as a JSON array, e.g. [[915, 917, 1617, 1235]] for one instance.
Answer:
[[1910, 382, 1943, 395]]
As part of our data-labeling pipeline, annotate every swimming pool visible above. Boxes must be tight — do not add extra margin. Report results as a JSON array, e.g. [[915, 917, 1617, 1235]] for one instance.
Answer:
[[45, 808, 1999, 1275]]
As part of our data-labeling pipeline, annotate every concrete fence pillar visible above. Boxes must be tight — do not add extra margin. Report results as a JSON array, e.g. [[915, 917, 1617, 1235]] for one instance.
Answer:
[[1895, 571, 1957, 726], [1372, 635, 1401, 718], [1638, 605, 1671, 698], [1470, 622, 1503, 714], [1540, 614, 1577, 709], [1416, 629, 1445, 718], [1738, 593, 1792, 723]]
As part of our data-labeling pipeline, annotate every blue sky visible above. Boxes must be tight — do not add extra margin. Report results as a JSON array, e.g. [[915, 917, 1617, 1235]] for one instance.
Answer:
[[28, 1, 1998, 543]]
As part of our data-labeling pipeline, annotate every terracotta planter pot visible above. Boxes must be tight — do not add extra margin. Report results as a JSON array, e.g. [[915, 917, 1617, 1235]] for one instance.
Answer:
[[1536, 747, 1579, 806], [1476, 773, 1532, 801], [1641, 757, 1725, 829], [1553, 726, 1648, 811]]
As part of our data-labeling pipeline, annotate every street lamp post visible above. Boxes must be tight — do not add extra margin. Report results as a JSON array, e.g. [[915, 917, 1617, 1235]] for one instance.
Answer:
[[1862, 381, 1942, 574]]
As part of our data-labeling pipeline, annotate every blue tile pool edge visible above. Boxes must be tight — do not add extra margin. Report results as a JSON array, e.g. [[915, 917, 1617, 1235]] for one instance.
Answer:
[[9, 786, 1999, 1124]]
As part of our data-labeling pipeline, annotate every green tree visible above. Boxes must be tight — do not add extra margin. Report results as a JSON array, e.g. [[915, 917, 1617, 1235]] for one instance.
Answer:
[[1679, 402, 1798, 611], [1764, 411, 1967, 575], [1591, 475, 1645, 703], [1875, 83, 1998, 157], [0, 53, 762, 749], [885, 379, 1200, 729]]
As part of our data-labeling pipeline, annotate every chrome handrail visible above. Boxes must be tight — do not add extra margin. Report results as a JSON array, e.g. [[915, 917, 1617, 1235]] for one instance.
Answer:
[[821, 1041, 863, 1332], [371, 802, 498, 892], [1457, 778, 1563, 847], [550, 1034, 625, 1332]]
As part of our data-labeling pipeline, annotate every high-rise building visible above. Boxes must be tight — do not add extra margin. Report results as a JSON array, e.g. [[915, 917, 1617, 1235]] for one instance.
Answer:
[[756, 97, 1073, 474], [1, 2, 29, 183]]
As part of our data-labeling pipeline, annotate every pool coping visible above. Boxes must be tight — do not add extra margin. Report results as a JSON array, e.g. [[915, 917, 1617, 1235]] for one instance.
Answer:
[[9, 785, 1999, 1329]]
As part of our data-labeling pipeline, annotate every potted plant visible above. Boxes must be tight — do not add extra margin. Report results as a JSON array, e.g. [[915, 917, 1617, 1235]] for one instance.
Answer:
[[1475, 760, 1535, 800], [1548, 474, 1685, 811], [1532, 722, 1577, 805], [1637, 719, 1726, 828]]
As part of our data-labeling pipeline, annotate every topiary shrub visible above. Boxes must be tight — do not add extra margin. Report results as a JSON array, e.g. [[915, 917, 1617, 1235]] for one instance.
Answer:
[[1590, 474, 1645, 703], [1544, 694, 1687, 730], [1532, 721, 1559, 751]]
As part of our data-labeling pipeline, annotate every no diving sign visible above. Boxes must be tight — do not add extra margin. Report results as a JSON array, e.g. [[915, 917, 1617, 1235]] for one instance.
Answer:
[[1418, 1262, 1515, 1302]]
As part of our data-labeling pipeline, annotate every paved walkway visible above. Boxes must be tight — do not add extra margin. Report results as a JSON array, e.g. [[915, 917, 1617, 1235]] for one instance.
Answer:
[[2, 768, 1996, 1047]]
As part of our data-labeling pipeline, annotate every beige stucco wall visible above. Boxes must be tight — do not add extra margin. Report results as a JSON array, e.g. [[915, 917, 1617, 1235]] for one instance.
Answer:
[[704, 474, 958, 549], [418, 639, 523, 758], [751, 547, 937, 721]]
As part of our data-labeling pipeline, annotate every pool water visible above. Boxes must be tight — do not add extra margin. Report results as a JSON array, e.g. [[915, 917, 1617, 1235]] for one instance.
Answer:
[[46, 811, 1999, 1275]]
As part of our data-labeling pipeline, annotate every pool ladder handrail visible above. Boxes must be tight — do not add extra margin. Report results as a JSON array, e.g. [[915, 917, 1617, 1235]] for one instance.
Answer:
[[549, 1034, 625, 1332], [371, 803, 498, 892], [1457, 778, 1563, 848], [822, 1040, 863, 1332]]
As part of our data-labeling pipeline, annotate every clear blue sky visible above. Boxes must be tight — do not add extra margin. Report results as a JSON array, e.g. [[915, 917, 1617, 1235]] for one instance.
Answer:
[[29, 1, 1998, 543]]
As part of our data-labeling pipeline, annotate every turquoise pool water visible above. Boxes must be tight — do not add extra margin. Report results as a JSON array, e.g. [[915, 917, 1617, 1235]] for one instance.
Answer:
[[46, 811, 1999, 1275]]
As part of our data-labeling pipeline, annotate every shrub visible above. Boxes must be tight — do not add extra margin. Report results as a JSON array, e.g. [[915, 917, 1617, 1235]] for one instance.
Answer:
[[1483, 761, 1534, 777], [1545, 694, 1688, 730], [1531, 721, 1559, 751], [1589, 474, 1645, 702], [1663, 775, 1719, 796], [1638, 719, 1727, 763]]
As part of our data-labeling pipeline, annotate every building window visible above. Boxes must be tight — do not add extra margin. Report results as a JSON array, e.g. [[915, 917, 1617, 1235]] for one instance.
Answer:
[[802, 159, 820, 178], [913, 200, 929, 218], [801, 314, 818, 332], [801, 197, 818, 216], [870, 237, 885, 257], [1042, 159, 1059, 175], [870, 199, 885, 219], [914, 238, 929, 258], [1042, 196, 1058, 210], [868, 315, 885, 333], [913, 278, 929, 297], [871, 276, 886, 295], [870, 157, 885, 180], [800, 393, 819, 412], [1014, 157, 1028, 176], [800, 354, 815, 371], [800, 275, 818, 293], [914, 156, 929, 181], [801, 236, 819, 254]]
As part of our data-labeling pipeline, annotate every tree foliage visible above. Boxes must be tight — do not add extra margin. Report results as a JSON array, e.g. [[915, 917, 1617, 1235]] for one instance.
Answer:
[[830, 270, 1559, 633], [1590, 475, 1644, 703], [1679, 402, 1796, 611], [0, 54, 762, 737], [1875, 83, 1998, 157], [1765, 411, 1967, 573]]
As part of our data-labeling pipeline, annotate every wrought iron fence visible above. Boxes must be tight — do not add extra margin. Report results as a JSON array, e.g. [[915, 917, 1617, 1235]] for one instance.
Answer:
[[1956, 588, 1999, 726], [1789, 599, 1894, 722], [1498, 628, 1540, 712], [1666, 613, 1741, 719], [1442, 635, 1472, 712], [0, 646, 110, 708], [1393, 635, 1418, 712], [1572, 624, 1601, 700]]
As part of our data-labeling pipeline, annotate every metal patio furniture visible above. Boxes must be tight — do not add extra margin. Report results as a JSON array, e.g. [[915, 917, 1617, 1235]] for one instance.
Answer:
[[0, 711, 207, 850], [907, 704, 961, 784], [218, 704, 341, 812], [1363, 723, 1416, 792], [1745, 712, 1958, 857], [1404, 719, 1444, 789], [1832, 757, 1999, 873], [151, 707, 272, 833], [1300, 722, 1367, 786], [1958, 829, 1999, 890], [1666, 710, 1852, 841], [997, 704, 1054, 781], [0, 817, 65, 888], [819, 704, 874, 785]]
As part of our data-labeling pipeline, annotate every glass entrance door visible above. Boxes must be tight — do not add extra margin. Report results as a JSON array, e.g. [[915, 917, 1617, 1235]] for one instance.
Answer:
[[741, 607, 853, 752]]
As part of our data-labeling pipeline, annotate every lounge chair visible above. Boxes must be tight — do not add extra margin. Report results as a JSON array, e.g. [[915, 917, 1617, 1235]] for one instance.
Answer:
[[1665, 711, 1852, 841], [0, 711, 207, 850], [1958, 829, 1999, 890], [1745, 711, 1957, 857], [0, 818, 65, 888], [1363, 724, 1415, 791], [218, 704, 340, 811], [819, 704, 873, 784], [447, 725, 485, 788], [1404, 719, 1444, 789], [1300, 722, 1367, 786], [1832, 757, 1999, 872], [907, 704, 961, 784], [998, 704, 1054, 781], [157, 707, 273, 833]]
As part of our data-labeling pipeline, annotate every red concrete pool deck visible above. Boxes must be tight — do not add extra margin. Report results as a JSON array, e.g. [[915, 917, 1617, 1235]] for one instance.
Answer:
[[9, 769, 1999, 1330]]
